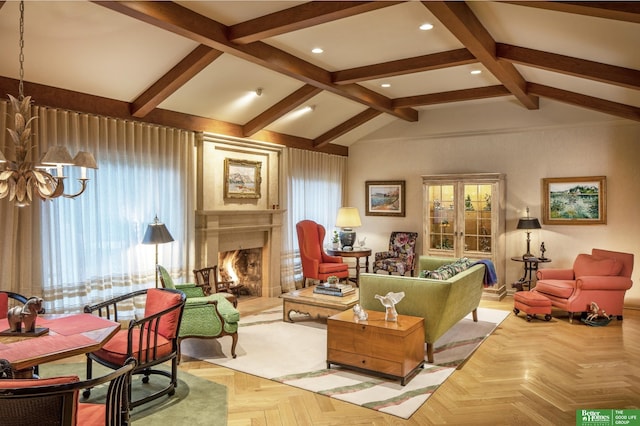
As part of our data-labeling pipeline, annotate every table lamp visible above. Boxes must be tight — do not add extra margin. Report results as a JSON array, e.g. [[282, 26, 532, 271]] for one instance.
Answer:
[[336, 207, 361, 251], [517, 207, 541, 259], [142, 215, 174, 287]]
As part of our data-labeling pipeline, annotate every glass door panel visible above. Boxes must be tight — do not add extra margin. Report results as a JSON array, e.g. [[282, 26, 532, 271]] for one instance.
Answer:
[[427, 184, 455, 253]]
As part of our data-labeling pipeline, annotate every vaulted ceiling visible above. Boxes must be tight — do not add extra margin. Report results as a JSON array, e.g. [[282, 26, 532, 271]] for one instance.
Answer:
[[0, 1, 638, 156]]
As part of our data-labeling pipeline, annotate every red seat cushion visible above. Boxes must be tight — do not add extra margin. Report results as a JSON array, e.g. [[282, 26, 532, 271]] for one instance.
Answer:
[[78, 403, 106, 426], [92, 328, 173, 365], [0, 375, 79, 389], [144, 288, 182, 339], [534, 279, 576, 299], [318, 263, 349, 274]]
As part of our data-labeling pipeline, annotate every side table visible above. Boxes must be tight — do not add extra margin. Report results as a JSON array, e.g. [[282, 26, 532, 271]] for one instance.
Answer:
[[326, 248, 371, 286], [511, 256, 552, 291]]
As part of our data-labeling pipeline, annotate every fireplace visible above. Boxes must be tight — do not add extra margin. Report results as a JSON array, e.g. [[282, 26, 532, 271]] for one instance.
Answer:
[[218, 248, 262, 296], [195, 209, 284, 297]]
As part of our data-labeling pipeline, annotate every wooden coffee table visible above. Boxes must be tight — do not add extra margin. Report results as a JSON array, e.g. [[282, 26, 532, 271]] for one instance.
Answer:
[[282, 286, 359, 322], [326, 309, 425, 385]]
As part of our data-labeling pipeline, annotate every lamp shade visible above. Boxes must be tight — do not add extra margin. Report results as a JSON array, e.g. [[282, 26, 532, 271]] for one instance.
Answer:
[[41, 145, 75, 165], [335, 207, 362, 228], [142, 217, 174, 245], [517, 217, 541, 230]]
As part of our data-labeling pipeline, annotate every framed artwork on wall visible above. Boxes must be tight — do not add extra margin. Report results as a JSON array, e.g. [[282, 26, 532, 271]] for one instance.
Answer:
[[542, 176, 606, 225], [224, 158, 262, 199], [365, 180, 405, 217]]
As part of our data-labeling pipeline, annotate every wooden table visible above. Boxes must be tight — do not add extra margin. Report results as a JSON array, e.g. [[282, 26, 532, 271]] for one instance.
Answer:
[[511, 256, 552, 290], [326, 309, 425, 386], [281, 285, 359, 322], [326, 248, 372, 286], [0, 313, 120, 378]]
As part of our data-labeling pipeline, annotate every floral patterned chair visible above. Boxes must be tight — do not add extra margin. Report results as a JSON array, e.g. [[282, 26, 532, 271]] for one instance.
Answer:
[[373, 232, 419, 277]]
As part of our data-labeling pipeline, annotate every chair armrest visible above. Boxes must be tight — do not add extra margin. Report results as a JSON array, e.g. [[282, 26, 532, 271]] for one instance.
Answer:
[[83, 289, 148, 321], [321, 253, 343, 263], [536, 269, 574, 280], [576, 276, 633, 291], [375, 251, 395, 261]]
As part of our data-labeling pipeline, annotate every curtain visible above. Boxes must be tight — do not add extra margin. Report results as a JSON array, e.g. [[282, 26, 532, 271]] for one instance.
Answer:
[[280, 148, 347, 292], [30, 106, 196, 315]]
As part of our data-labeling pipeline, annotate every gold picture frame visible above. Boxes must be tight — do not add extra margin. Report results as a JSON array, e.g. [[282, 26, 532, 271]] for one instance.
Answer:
[[365, 180, 405, 217], [224, 158, 262, 199], [542, 176, 606, 225]]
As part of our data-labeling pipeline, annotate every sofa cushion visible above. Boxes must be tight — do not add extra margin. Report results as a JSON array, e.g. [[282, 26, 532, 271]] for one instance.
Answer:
[[573, 254, 623, 277], [420, 257, 472, 280]]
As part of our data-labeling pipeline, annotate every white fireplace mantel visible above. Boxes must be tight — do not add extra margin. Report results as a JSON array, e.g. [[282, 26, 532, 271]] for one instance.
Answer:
[[195, 209, 284, 297]]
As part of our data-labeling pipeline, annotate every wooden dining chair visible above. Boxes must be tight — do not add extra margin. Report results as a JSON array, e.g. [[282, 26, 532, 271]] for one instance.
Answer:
[[0, 357, 136, 426], [83, 288, 185, 408]]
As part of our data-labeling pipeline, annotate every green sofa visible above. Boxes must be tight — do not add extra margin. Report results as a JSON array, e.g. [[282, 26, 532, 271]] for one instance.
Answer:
[[359, 256, 485, 363]]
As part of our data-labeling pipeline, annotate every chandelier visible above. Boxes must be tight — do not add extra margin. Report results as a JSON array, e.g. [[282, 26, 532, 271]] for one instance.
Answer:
[[0, 1, 97, 207]]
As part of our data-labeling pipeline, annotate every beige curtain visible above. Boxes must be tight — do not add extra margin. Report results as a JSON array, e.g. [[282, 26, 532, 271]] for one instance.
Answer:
[[280, 148, 347, 292], [0, 100, 195, 314]]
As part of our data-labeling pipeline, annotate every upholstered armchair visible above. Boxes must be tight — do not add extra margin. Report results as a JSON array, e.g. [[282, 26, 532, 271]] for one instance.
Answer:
[[158, 265, 239, 359], [159, 265, 237, 307], [534, 248, 634, 323], [373, 232, 419, 277], [296, 220, 349, 286]]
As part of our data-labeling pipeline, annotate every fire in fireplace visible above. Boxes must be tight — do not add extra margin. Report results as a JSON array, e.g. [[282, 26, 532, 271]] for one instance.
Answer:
[[218, 248, 262, 296]]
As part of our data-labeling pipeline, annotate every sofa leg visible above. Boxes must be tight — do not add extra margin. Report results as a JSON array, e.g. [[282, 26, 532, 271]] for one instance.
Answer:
[[472, 308, 478, 322], [568, 312, 574, 323], [426, 343, 434, 364], [617, 315, 624, 320]]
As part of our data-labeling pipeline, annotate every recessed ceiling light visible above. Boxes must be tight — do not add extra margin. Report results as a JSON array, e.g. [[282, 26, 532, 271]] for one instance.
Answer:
[[311, 47, 323, 54], [470, 70, 482, 75], [381, 83, 391, 88], [254, 88, 263, 97], [419, 23, 434, 31]]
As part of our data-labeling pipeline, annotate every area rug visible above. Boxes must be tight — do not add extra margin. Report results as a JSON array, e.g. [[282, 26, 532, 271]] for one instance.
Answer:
[[39, 363, 227, 425], [182, 306, 509, 419]]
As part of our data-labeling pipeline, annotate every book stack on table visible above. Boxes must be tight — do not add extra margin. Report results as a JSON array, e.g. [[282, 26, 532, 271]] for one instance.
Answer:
[[313, 283, 355, 297]]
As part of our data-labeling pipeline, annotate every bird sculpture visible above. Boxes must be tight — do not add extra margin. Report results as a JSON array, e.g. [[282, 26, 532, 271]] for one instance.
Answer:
[[375, 291, 405, 322]]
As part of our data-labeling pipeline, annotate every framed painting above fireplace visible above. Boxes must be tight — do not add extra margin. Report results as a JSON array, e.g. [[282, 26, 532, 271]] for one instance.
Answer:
[[224, 158, 262, 199]]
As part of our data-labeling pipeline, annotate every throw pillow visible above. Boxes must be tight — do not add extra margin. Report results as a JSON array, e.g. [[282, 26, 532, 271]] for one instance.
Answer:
[[573, 254, 622, 277], [420, 257, 472, 280]]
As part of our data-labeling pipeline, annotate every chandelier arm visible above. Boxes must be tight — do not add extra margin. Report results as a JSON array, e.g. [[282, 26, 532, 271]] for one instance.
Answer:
[[62, 178, 90, 199]]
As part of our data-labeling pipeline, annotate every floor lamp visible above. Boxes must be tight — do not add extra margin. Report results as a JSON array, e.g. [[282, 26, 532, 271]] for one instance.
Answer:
[[142, 216, 174, 287]]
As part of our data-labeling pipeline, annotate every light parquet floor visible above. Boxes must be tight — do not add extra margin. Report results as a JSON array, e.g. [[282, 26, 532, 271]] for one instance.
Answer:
[[180, 295, 640, 426]]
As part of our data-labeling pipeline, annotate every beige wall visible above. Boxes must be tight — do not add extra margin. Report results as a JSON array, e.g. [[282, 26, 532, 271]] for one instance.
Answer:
[[346, 106, 640, 308]]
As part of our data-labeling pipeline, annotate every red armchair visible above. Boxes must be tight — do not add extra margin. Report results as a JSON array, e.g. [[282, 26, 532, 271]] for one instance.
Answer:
[[534, 248, 634, 323], [296, 220, 349, 286]]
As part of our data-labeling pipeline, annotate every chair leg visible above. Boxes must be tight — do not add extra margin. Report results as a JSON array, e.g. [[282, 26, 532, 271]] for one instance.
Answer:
[[230, 333, 238, 359], [426, 343, 434, 363], [83, 356, 93, 399], [472, 308, 478, 322]]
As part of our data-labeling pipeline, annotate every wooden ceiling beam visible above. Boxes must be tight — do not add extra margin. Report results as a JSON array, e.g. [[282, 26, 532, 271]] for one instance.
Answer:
[[393, 85, 511, 108], [314, 109, 382, 148], [243, 85, 322, 137], [504, 1, 640, 24], [0, 76, 347, 156], [497, 43, 640, 90], [131, 45, 223, 117], [228, 1, 400, 44], [528, 83, 640, 122], [333, 49, 477, 85], [422, 1, 539, 110], [94, 1, 418, 122]]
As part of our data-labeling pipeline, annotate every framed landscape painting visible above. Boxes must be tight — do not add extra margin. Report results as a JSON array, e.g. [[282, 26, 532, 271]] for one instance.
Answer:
[[365, 180, 405, 217], [224, 158, 262, 199], [542, 176, 606, 225]]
